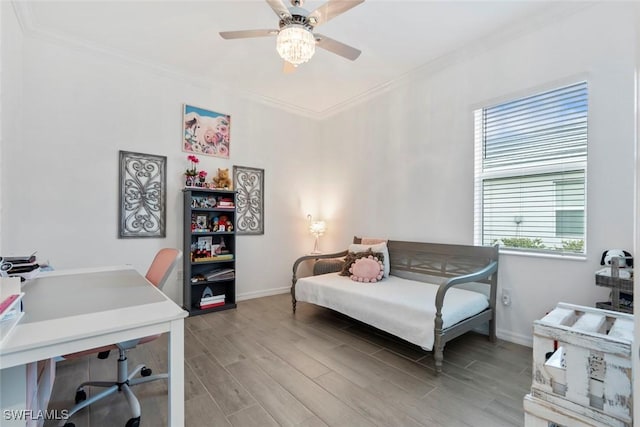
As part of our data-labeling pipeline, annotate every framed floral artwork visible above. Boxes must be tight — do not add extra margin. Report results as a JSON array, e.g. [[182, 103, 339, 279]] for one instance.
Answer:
[[233, 166, 264, 235], [183, 104, 231, 158], [118, 151, 166, 238]]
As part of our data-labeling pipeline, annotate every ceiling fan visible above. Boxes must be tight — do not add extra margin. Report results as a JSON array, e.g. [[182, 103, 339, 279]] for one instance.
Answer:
[[220, 0, 364, 72]]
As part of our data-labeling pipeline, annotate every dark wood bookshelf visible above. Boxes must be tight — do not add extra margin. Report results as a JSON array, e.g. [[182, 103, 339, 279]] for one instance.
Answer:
[[183, 188, 237, 316]]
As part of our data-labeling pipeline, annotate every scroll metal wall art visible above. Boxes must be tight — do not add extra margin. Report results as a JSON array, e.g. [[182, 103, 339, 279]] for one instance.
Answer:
[[119, 150, 167, 238], [233, 166, 264, 235]]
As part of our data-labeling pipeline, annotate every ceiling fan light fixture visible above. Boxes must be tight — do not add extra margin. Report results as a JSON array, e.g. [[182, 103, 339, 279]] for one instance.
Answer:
[[276, 24, 316, 66]]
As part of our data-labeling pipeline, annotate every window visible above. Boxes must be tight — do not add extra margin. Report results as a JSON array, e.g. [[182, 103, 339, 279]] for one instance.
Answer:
[[474, 82, 588, 255], [554, 178, 585, 238]]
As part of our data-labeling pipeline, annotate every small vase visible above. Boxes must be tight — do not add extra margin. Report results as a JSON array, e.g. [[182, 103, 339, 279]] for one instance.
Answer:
[[185, 175, 196, 187]]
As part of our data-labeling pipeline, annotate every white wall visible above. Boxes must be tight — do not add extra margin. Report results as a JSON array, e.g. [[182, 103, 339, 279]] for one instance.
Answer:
[[320, 3, 637, 345], [0, 2, 3, 251], [1, 2, 24, 252], [1, 23, 321, 303]]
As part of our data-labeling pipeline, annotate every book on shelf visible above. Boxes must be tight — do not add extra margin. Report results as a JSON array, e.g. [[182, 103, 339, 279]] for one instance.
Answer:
[[0, 309, 25, 344], [200, 301, 225, 310], [217, 197, 235, 208], [192, 254, 234, 263], [191, 273, 233, 283], [202, 267, 235, 281], [0, 294, 21, 316], [201, 295, 225, 304], [199, 286, 225, 307], [0, 277, 25, 344]]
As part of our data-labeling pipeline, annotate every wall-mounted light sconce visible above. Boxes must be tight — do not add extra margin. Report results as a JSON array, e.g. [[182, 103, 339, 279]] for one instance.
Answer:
[[307, 214, 326, 255]]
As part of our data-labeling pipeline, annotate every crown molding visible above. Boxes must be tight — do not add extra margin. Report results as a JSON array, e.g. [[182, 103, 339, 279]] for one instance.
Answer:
[[11, 0, 596, 122], [317, 1, 597, 120], [10, 0, 322, 120]]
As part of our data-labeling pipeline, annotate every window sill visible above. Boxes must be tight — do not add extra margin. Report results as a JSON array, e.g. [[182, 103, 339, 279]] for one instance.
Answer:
[[498, 248, 587, 262]]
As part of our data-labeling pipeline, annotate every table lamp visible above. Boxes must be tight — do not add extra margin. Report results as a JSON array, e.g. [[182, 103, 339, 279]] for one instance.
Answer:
[[308, 216, 326, 255]]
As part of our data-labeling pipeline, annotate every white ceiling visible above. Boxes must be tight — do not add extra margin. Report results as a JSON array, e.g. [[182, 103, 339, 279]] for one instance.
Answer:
[[19, 0, 583, 117]]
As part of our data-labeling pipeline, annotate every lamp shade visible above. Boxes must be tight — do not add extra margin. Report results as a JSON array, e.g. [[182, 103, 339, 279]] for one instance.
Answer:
[[309, 220, 326, 236]]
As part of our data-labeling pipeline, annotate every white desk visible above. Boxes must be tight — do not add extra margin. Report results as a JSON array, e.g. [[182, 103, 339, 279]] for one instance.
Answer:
[[0, 266, 188, 426]]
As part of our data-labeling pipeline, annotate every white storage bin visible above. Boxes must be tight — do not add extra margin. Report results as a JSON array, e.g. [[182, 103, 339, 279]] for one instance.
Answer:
[[525, 303, 632, 427]]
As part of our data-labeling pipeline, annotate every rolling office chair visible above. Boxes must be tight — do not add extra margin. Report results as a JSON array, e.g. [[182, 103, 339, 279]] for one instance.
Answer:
[[60, 248, 182, 427]]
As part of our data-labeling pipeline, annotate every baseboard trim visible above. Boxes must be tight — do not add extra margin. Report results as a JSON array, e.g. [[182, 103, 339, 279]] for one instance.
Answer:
[[237, 286, 290, 302], [497, 328, 533, 347]]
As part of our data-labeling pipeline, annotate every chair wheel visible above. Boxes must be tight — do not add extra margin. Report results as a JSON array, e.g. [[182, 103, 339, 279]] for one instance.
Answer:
[[75, 389, 87, 404], [125, 416, 140, 427], [141, 367, 152, 377]]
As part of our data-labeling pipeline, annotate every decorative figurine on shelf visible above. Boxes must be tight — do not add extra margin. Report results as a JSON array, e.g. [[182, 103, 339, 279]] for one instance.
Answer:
[[212, 168, 233, 190], [185, 155, 200, 187], [202, 196, 216, 208], [217, 237, 228, 254], [597, 249, 634, 279], [198, 170, 207, 187], [195, 214, 208, 231], [211, 217, 219, 232], [194, 236, 213, 258], [218, 215, 228, 232], [600, 249, 634, 268]]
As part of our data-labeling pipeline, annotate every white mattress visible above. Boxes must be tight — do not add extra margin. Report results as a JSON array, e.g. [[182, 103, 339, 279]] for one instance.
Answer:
[[295, 273, 489, 350]]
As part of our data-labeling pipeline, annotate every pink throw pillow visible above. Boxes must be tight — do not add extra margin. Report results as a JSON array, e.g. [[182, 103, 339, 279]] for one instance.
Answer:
[[349, 255, 384, 283]]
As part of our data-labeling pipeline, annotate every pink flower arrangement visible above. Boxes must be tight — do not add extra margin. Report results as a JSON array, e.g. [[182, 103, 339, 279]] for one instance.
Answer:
[[186, 155, 200, 176], [198, 170, 207, 180]]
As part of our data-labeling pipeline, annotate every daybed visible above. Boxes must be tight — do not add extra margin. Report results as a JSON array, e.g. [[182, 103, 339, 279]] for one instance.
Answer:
[[291, 239, 499, 374]]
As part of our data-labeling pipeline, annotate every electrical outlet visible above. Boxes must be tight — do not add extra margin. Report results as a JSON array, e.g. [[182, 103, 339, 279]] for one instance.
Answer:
[[501, 288, 512, 306]]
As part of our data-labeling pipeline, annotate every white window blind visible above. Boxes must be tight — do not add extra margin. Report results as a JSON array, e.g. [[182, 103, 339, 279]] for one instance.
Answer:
[[474, 82, 588, 255]]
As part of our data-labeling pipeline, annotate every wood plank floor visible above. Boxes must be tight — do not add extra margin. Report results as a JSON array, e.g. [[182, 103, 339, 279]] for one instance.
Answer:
[[45, 293, 532, 427]]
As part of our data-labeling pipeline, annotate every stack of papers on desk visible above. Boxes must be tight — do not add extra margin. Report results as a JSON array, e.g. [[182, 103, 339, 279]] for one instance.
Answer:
[[2, 253, 41, 280], [0, 277, 24, 344]]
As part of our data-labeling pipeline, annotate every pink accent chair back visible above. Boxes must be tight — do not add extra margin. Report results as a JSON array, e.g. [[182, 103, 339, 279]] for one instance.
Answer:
[[145, 248, 182, 289]]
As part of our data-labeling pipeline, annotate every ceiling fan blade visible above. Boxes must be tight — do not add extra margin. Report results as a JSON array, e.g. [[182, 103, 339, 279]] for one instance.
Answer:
[[308, 0, 364, 27], [219, 29, 279, 40], [265, 0, 292, 19], [315, 34, 361, 61], [283, 61, 297, 74]]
